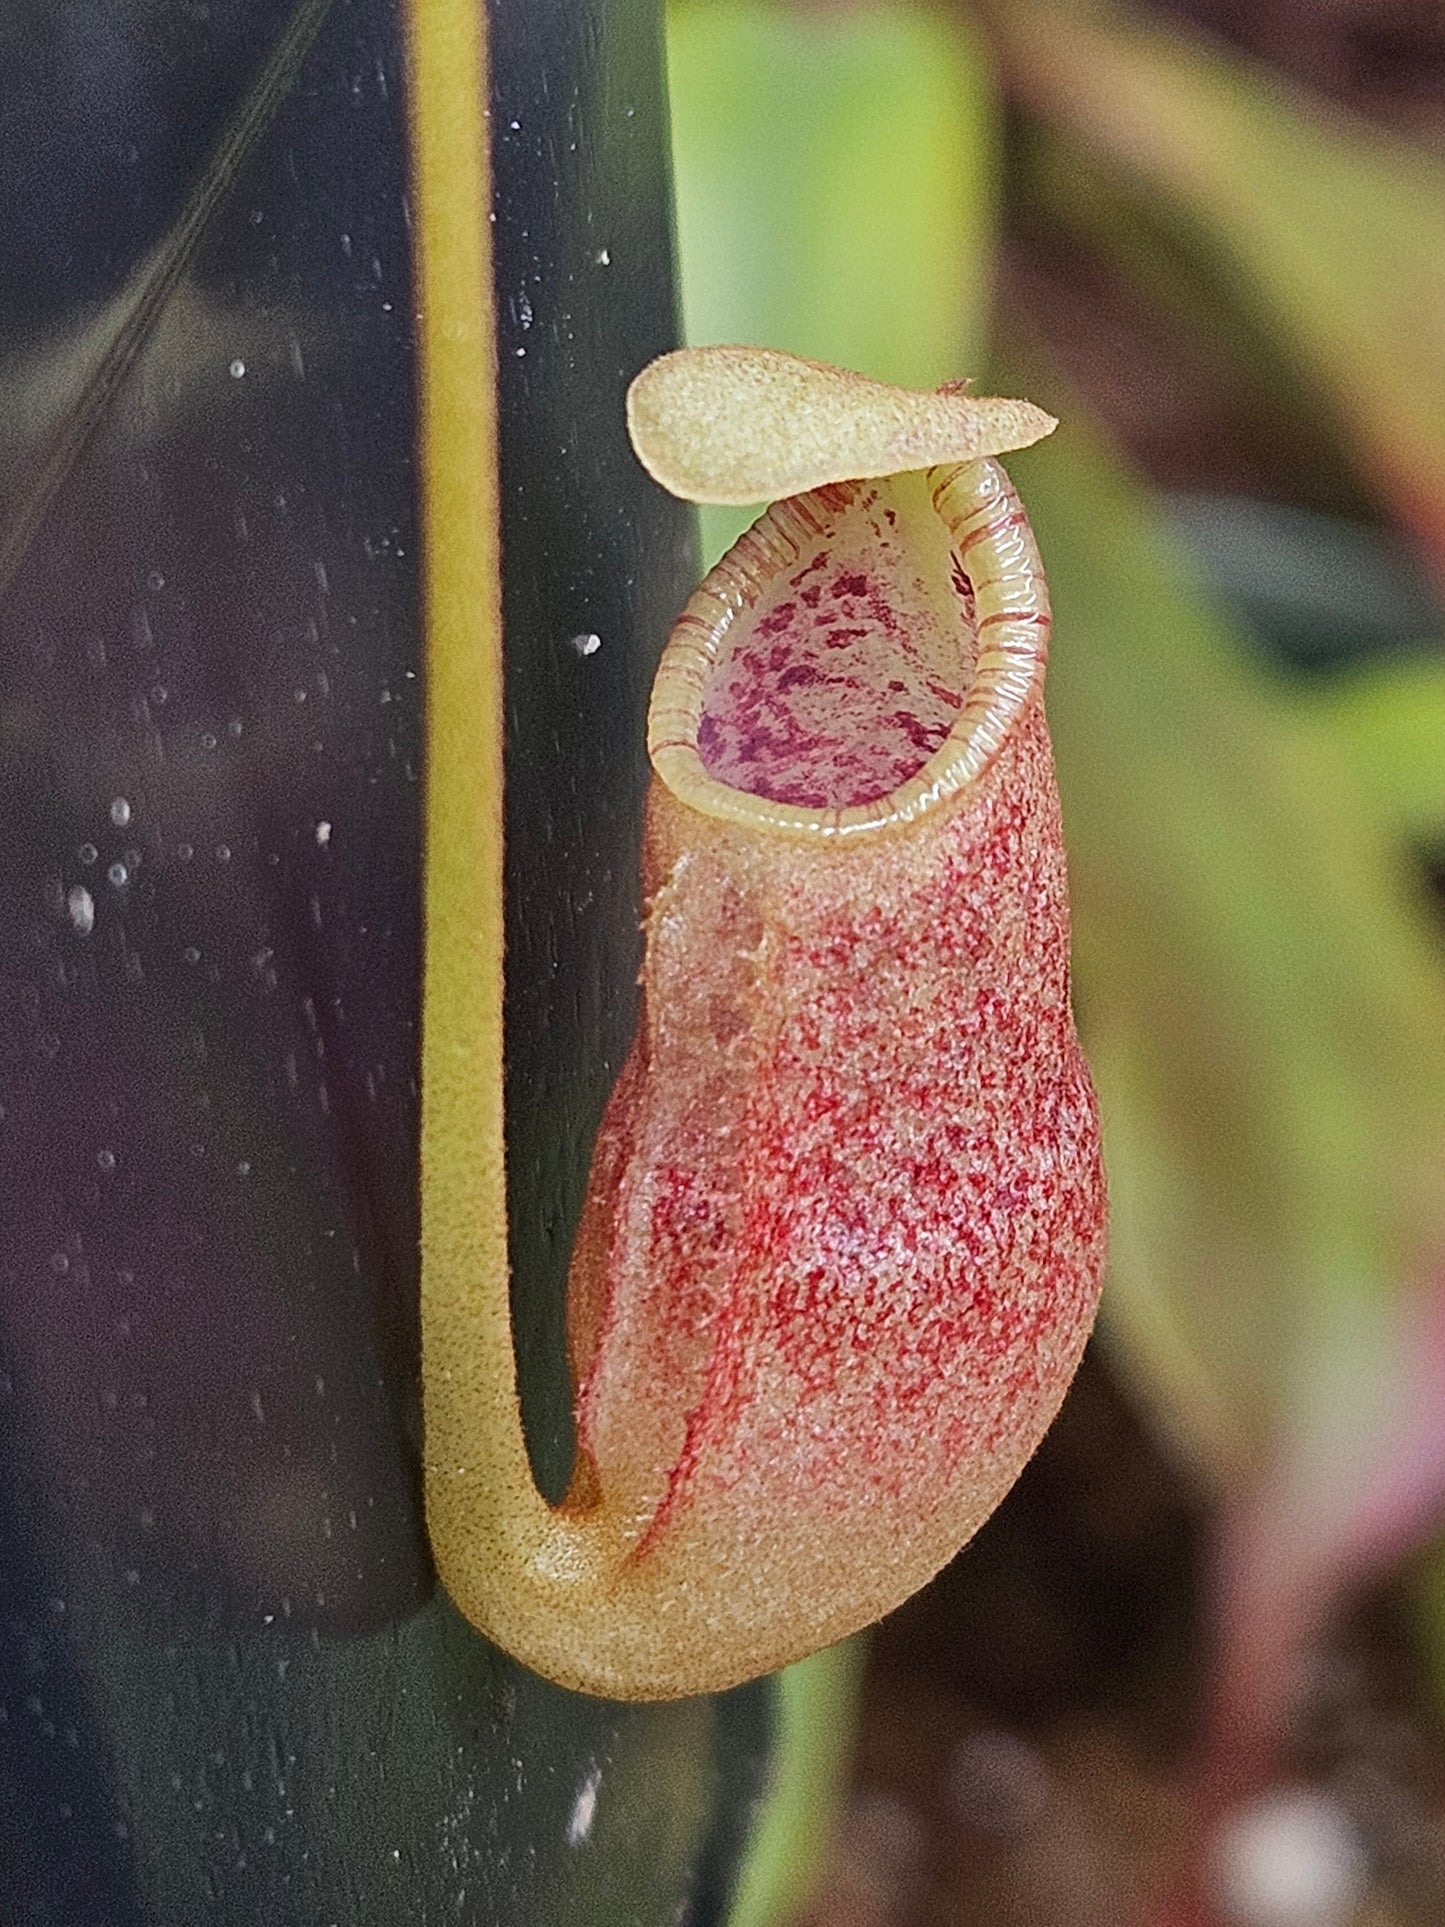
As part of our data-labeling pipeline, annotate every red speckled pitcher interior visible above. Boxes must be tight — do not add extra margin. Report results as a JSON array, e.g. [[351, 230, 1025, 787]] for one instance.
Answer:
[[696, 473, 978, 810]]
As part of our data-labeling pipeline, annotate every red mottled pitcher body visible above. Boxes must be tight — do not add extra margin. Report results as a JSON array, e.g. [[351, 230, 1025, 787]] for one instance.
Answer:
[[560, 462, 1107, 1680]]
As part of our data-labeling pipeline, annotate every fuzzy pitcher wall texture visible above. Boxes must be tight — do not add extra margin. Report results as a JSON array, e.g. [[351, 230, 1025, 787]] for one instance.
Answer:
[[420, 341, 1107, 1701]]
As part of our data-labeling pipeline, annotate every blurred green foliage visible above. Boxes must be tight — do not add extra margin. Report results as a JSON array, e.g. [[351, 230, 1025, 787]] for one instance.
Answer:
[[668, 0, 994, 560], [992, 0, 1445, 574]]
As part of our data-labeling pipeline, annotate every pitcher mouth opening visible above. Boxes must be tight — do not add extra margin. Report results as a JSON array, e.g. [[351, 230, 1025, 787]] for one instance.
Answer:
[[647, 459, 1052, 840]]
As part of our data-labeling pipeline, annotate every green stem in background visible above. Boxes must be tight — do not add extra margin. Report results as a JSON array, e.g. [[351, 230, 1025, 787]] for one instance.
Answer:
[[727, 1641, 865, 1927]]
